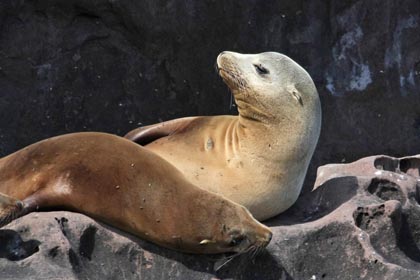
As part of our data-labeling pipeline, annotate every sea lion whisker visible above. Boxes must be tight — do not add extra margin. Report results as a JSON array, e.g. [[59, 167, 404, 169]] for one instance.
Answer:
[[214, 243, 264, 271], [256, 245, 264, 257], [229, 91, 234, 110], [220, 246, 255, 264], [251, 247, 259, 259], [243, 245, 257, 259], [246, 245, 257, 253], [214, 252, 243, 271], [250, 244, 265, 259]]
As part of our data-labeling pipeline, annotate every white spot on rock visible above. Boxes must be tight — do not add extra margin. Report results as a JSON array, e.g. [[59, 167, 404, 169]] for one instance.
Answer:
[[325, 25, 372, 94], [335, 27, 363, 61], [348, 63, 372, 91], [385, 15, 419, 69], [325, 75, 336, 95]]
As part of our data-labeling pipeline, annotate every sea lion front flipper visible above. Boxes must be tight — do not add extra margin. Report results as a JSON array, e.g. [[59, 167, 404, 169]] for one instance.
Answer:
[[124, 116, 200, 145], [0, 193, 24, 228]]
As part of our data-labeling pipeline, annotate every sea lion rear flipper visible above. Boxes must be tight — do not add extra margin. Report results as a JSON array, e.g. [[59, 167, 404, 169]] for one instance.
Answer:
[[0, 193, 24, 228], [124, 117, 199, 145]]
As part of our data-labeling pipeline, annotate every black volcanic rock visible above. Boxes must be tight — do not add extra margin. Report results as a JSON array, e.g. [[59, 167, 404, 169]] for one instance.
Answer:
[[2, 154, 420, 279]]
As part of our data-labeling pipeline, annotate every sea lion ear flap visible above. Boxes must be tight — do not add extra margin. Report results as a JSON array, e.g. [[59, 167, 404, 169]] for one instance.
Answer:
[[287, 85, 303, 106], [200, 239, 216, 245]]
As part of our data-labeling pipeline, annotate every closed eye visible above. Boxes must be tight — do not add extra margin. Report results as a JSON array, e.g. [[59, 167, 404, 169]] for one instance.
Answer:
[[229, 235, 245, 246], [254, 64, 269, 75]]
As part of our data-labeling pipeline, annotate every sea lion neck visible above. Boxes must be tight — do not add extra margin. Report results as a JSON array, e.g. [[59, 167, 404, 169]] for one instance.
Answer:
[[233, 96, 319, 162], [232, 90, 276, 126]]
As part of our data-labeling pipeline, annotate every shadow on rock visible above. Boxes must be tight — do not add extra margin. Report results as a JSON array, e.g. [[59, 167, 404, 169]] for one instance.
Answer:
[[375, 156, 420, 178], [266, 176, 358, 226], [400, 158, 420, 177], [397, 208, 420, 265], [353, 201, 420, 270], [0, 229, 41, 261], [214, 250, 292, 280], [98, 222, 292, 279]]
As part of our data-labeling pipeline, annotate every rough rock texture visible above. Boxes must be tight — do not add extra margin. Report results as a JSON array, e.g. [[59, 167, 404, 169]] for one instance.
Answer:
[[0, 1, 419, 193], [2, 154, 420, 279], [1, 1, 420, 279]]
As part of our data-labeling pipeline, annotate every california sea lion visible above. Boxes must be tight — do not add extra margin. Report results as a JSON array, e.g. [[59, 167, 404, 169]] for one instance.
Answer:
[[125, 51, 322, 221], [0, 132, 272, 254]]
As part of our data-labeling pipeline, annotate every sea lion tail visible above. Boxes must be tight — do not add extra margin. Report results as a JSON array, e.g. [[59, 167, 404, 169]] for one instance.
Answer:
[[0, 193, 24, 228]]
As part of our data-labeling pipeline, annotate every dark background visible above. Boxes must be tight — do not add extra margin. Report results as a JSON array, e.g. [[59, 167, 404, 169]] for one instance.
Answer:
[[0, 0, 419, 192]]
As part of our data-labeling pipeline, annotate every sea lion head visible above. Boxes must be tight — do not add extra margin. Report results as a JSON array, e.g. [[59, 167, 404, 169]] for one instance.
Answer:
[[216, 51, 319, 124], [195, 201, 272, 254]]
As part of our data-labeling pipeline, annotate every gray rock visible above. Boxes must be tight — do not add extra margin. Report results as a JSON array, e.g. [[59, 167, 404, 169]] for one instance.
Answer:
[[268, 154, 420, 279], [2, 154, 420, 279], [0, 212, 288, 280]]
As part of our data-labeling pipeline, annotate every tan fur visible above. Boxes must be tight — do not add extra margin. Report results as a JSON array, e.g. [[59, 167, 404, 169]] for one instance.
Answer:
[[125, 51, 322, 221], [0, 132, 271, 254]]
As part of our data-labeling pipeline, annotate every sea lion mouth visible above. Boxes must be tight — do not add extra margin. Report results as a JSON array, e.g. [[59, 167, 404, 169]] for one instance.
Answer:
[[214, 241, 269, 271], [219, 68, 247, 91], [236, 231, 272, 254], [216, 53, 248, 91]]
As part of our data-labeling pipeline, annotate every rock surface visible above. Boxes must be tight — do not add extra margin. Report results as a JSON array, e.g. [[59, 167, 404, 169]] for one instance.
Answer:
[[0, 0, 419, 193], [0, 1, 420, 278], [2, 154, 420, 279]]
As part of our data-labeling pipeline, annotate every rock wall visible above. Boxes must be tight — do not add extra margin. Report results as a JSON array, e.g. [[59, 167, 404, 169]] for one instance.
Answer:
[[0, 0, 419, 192]]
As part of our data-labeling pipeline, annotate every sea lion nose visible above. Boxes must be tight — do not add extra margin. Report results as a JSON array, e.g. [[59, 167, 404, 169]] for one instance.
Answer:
[[218, 51, 235, 59], [267, 232, 273, 243], [216, 52, 225, 68]]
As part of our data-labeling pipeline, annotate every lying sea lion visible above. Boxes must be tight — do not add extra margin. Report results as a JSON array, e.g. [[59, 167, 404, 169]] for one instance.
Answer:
[[0, 132, 271, 254]]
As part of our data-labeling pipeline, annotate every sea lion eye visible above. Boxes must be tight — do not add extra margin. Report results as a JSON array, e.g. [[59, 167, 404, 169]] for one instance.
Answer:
[[229, 235, 245, 246], [254, 64, 269, 75]]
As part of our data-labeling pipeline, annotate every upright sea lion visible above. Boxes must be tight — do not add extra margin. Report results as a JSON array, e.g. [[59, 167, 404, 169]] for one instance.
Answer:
[[125, 51, 322, 221], [0, 132, 272, 254]]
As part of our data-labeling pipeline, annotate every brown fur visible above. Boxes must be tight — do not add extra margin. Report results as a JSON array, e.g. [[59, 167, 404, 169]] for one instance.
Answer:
[[0, 132, 271, 254]]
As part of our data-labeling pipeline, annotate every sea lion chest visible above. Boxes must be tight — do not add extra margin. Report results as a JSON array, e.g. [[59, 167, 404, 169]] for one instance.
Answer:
[[144, 117, 263, 193]]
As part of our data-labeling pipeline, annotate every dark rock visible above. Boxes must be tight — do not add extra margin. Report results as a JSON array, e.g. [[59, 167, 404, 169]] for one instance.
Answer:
[[1, 154, 420, 279], [0, 229, 40, 261], [0, 0, 419, 195]]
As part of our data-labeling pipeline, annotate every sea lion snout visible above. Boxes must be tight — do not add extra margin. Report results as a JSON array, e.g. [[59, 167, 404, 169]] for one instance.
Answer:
[[263, 231, 273, 248], [237, 207, 273, 252], [257, 225, 273, 246], [216, 51, 248, 92], [217, 50, 227, 57], [216, 50, 233, 61], [266, 231, 273, 243], [216, 51, 238, 69]]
